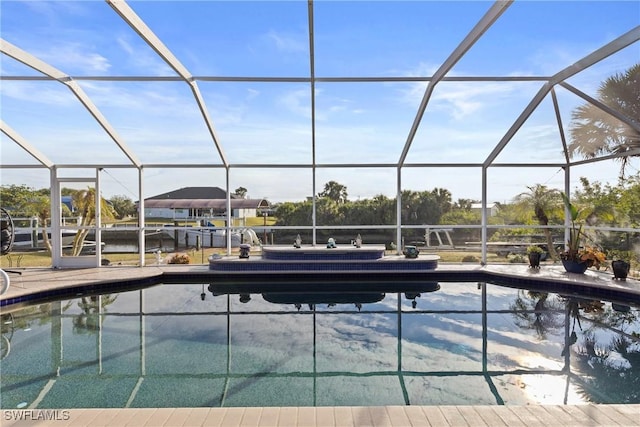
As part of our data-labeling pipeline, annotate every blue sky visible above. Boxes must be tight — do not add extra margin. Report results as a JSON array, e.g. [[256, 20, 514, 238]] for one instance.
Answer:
[[1, 1, 639, 203]]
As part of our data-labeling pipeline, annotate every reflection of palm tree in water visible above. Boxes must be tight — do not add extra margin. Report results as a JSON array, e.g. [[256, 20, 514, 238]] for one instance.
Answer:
[[510, 291, 564, 339], [72, 294, 118, 334], [562, 299, 604, 356], [522, 296, 640, 403], [572, 334, 640, 403], [565, 298, 639, 403]]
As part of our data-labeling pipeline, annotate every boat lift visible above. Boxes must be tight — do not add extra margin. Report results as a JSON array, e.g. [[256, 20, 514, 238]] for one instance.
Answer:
[[424, 227, 454, 248]]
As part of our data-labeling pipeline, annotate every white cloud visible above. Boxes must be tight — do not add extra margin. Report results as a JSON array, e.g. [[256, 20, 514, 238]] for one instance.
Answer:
[[396, 62, 545, 121], [0, 81, 76, 106], [265, 29, 307, 53], [116, 35, 176, 76], [277, 87, 311, 118], [41, 43, 111, 73], [246, 88, 260, 100], [431, 82, 519, 120]]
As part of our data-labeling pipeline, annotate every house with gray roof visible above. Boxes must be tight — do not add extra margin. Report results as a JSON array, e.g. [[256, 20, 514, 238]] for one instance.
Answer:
[[141, 187, 270, 222]]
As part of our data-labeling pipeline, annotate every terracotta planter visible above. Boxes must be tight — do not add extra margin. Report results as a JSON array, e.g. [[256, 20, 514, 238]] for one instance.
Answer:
[[612, 260, 630, 280], [562, 259, 588, 274]]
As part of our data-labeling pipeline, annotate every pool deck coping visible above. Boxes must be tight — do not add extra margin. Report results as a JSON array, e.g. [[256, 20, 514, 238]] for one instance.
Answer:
[[2, 262, 639, 305]]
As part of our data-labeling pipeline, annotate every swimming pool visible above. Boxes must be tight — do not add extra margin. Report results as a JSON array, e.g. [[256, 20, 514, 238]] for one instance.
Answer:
[[1, 280, 639, 409]]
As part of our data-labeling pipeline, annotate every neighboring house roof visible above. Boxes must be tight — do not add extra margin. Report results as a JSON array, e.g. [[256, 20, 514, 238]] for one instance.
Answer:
[[144, 199, 269, 209], [141, 187, 269, 210], [146, 187, 237, 200]]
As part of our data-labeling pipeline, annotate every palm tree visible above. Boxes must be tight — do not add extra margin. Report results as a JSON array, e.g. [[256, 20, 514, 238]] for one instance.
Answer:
[[31, 194, 53, 253], [513, 184, 562, 260], [70, 188, 115, 256], [568, 63, 640, 179], [234, 187, 248, 198], [319, 180, 348, 204]]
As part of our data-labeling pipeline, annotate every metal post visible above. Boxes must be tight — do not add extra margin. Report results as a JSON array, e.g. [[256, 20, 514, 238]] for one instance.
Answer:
[[481, 167, 488, 265], [138, 167, 145, 267]]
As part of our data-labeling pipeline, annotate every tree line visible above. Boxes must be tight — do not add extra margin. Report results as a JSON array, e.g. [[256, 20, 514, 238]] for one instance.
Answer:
[[274, 176, 640, 227]]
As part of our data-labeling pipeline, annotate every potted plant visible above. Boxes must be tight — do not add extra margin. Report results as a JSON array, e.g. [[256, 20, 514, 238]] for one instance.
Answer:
[[610, 251, 631, 280], [559, 193, 606, 273], [578, 246, 606, 270], [402, 245, 419, 259], [612, 258, 631, 280], [526, 245, 544, 269]]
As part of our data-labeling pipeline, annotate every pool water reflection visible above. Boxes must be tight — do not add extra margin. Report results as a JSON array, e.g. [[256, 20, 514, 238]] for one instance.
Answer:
[[1, 281, 638, 409]]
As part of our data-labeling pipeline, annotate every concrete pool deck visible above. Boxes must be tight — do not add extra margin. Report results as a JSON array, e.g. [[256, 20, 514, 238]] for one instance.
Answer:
[[2, 262, 640, 306], [1, 404, 639, 426], [1, 263, 639, 426]]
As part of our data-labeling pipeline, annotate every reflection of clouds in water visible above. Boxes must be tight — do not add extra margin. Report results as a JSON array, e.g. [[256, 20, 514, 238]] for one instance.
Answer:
[[229, 313, 314, 373], [146, 315, 227, 340], [135, 286, 569, 376], [485, 314, 564, 370], [495, 374, 584, 405], [143, 284, 230, 313], [316, 313, 398, 372], [401, 311, 567, 373], [132, 282, 515, 314], [413, 283, 481, 311], [485, 284, 530, 310], [402, 314, 483, 372], [602, 352, 632, 370], [83, 285, 576, 378], [402, 313, 480, 344], [226, 309, 401, 373]]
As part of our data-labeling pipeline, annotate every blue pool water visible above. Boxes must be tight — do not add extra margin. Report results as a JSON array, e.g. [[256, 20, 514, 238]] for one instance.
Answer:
[[1, 281, 639, 408]]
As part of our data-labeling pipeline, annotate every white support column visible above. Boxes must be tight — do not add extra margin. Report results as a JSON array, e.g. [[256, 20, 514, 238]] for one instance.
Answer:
[[138, 167, 145, 267], [312, 167, 317, 246], [226, 168, 231, 256], [95, 169, 102, 267], [564, 166, 571, 251], [396, 167, 402, 255]]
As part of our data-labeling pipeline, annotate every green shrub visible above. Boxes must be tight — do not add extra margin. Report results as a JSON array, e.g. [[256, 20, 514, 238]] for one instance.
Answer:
[[526, 245, 544, 254], [168, 253, 191, 264], [510, 254, 527, 263]]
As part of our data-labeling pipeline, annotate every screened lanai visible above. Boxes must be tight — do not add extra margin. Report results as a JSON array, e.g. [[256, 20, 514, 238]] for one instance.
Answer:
[[1, 0, 639, 268]]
